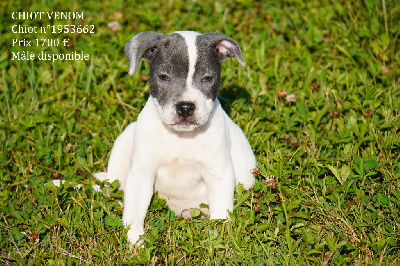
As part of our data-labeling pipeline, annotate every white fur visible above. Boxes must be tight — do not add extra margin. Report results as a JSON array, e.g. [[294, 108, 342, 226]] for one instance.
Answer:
[[50, 31, 255, 247], [95, 97, 255, 245]]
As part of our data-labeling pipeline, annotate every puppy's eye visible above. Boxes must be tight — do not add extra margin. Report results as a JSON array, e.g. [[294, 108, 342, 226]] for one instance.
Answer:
[[158, 74, 170, 81], [201, 76, 213, 83]]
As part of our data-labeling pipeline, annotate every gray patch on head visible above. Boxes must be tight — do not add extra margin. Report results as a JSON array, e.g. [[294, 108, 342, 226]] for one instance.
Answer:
[[125, 32, 165, 75], [192, 33, 246, 100], [125, 31, 245, 107], [148, 33, 189, 107], [193, 35, 223, 100]]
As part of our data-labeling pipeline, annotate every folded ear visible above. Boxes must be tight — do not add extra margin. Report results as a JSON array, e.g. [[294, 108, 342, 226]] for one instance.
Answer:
[[124, 32, 164, 75], [202, 32, 246, 67]]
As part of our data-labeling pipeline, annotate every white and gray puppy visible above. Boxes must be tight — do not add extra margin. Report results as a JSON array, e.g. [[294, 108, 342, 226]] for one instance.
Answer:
[[93, 31, 256, 245]]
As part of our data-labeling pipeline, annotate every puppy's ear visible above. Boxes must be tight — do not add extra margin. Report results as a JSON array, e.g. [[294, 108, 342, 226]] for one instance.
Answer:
[[202, 33, 246, 67], [124, 32, 164, 75]]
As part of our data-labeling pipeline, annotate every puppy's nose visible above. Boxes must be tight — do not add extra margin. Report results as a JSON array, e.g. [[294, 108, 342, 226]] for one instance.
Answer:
[[176, 101, 196, 118]]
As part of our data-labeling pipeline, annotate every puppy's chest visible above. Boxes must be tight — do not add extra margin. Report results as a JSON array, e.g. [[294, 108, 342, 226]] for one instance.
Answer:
[[155, 158, 204, 184], [155, 131, 214, 161], [154, 158, 208, 214]]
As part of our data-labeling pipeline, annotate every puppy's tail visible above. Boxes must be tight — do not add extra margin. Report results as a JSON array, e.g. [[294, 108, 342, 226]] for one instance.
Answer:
[[92, 172, 113, 193], [93, 172, 109, 182], [49, 172, 111, 192]]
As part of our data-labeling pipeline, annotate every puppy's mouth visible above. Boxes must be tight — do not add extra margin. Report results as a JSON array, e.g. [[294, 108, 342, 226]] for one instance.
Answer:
[[173, 120, 198, 126], [170, 120, 201, 132]]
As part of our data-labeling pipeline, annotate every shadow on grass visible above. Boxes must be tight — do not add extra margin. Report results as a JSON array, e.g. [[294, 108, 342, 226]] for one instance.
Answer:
[[219, 85, 252, 115]]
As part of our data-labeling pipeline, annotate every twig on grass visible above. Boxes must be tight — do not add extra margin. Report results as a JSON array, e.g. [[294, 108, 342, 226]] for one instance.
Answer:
[[50, 242, 88, 263]]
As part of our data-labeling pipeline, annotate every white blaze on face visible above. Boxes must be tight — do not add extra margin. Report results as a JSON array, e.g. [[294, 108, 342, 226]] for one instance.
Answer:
[[176, 31, 200, 93], [173, 31, 214, 131]]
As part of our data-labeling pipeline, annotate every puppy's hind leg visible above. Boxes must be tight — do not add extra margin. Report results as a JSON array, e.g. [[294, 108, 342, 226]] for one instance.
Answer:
[[226, 117, 256, 190], [93, 122, 136, 191]]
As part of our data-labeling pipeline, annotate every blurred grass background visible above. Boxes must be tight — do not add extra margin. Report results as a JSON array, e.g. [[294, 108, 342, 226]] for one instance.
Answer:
[[0, 0, 399, 264]]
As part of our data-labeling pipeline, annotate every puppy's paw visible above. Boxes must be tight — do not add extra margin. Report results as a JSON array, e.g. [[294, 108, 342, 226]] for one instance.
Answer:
[[238, 178, 255, 191], [127, 227, 145, 248], [236, 171, 255, 190], [210, 209, 230, 220]]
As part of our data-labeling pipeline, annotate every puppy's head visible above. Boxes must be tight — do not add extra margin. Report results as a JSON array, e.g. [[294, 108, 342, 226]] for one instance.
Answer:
[[125, 31, 246, 132]]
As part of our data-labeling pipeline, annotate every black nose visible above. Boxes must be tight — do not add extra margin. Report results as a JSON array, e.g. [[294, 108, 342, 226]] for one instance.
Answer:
[[176, 101, 196, 118]]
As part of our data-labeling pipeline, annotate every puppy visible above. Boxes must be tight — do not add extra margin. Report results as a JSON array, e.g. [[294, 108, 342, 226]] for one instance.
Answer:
[[94, 31, 256, 245]]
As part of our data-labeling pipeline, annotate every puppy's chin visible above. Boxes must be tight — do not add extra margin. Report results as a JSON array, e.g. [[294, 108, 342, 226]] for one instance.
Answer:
[[170, 123, 202, 132]]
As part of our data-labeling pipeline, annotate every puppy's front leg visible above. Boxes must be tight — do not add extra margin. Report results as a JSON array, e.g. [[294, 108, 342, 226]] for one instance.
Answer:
[[204, 164, 236, 220], [122, 165, 156, 245]]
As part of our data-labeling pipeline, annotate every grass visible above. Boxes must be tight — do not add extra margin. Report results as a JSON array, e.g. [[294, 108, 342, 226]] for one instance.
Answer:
[[1, 0, 399, 264]]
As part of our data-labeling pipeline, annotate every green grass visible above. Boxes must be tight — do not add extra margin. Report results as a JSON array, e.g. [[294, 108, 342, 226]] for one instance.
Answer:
[[1, 0, 399, 264]]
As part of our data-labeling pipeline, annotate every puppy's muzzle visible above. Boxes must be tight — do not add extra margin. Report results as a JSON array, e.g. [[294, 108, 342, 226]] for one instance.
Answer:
[[176, 101, 196, 118]]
